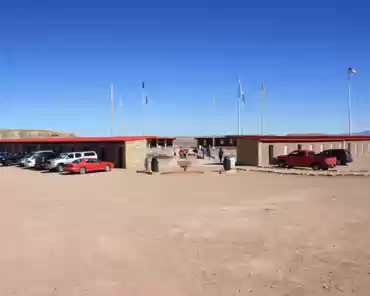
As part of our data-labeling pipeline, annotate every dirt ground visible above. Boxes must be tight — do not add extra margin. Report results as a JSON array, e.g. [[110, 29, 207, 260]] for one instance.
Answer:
[[0, 167, 370, 296]]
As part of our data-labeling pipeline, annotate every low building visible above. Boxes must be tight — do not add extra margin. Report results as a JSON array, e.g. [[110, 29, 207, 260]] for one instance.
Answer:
[[0, 136, 154, 169], [195, 137, 237, 148], [149, 137, 176, 148], [235, 135, 370, 166]]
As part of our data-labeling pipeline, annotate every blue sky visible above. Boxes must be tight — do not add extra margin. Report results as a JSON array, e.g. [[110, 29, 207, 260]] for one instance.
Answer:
[[1, 0, 369, 136]]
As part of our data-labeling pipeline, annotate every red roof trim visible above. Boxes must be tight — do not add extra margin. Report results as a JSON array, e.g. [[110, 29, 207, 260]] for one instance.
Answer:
[[155, 137, 176, 141], [0, 136, 156, 144], [230, 135, 370, 143]]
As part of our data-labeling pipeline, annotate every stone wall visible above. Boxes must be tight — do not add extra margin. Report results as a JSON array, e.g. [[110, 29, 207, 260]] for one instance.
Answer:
[[124, 140, 148, 170]]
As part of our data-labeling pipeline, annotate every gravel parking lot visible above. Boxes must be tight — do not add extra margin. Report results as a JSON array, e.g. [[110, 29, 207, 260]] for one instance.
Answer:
[[1, 167, 370, 295]]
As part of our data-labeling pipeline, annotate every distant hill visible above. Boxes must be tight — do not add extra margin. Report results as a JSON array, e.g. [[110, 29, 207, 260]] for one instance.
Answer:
[[0, 129, 76, 140], [351, 130, 370, 136]]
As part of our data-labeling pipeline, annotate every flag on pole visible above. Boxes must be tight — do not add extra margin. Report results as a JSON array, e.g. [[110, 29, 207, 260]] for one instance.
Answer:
[[348, 68, 357, 75], [142, 81, 145, 88], [238, 79, 245, 104], [261, 81, 267, 95], [145, 95, 149, 105]]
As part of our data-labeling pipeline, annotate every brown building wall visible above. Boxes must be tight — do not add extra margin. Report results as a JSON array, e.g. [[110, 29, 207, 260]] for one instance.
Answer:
[[259, 140, 370, 167], [123, 140, 148, 170], [236, 139, 259, 166]]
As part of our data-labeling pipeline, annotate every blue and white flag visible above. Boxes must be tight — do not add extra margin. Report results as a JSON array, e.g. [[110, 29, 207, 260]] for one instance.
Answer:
[[238, 79, 245, 104]]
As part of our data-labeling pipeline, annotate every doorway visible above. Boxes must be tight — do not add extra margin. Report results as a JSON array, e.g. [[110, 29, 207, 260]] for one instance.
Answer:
[[118, 146, 124, 168], [268, 145, 275, 165], [100, 147, 106, 161]]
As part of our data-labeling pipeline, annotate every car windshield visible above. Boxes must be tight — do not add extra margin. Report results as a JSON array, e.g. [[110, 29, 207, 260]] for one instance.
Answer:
[[58, 153, 68, 159], [72, 159, 84, 164]]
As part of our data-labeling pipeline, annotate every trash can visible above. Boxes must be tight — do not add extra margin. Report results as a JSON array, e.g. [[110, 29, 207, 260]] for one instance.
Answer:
[[151, 157, 159, 173], [223, 156, 231, 171]]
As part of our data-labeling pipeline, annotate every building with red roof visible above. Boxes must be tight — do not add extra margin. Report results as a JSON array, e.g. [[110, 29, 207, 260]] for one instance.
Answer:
[[0, 136, 156, 169], [234, 135, 370, 166]]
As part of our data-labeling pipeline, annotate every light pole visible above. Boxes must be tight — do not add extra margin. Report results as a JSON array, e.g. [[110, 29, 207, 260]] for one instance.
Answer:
[[348, 68, 357, 136]]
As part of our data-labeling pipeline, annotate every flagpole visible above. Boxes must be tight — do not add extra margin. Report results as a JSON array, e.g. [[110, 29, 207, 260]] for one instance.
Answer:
[[260, 93, 264, 136], [348, 72, 352, 136], [111, 84, 115, 137], [260, 83, 266, 136], [237, 79, 242, 136]]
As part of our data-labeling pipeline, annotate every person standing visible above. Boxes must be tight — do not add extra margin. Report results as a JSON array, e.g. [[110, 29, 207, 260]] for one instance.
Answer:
[[207, 145, 211, 160], [218, 148, 224, 163]]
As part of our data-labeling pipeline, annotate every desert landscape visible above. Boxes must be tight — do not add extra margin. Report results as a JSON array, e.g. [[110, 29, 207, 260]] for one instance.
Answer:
[[0, 167, 370, 295]]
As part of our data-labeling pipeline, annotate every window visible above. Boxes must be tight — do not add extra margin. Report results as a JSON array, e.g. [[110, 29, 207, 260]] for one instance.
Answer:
[[83, 152, 96, 157], [289, 151, 299, 156], [72, 159, 84, 164], [308, 151, 316, 156], [75, 153, 82, 158], [67, 154, 74, 159], [297, 151, 306, 157], [86, 159, 98, 164]]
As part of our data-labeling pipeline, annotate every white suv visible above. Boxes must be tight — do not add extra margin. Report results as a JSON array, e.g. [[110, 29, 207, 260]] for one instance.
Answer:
[[47, 151, 98, 172], [24, 151, 54, 168]]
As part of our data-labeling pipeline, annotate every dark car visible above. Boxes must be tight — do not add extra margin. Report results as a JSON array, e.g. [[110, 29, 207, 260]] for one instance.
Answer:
[[320, 149, 353, 165], [0, 152, 10, 162], [34, 152, 60, 170], [1, 152, 28, 166]]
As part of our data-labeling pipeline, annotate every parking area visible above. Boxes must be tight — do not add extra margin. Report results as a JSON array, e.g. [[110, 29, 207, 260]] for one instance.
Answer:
[[1, 167, 370, 295]]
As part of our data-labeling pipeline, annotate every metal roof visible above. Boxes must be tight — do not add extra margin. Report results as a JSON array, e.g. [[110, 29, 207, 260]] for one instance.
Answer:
[[231, 135, 370, 143], [0, 136, 156, 144]]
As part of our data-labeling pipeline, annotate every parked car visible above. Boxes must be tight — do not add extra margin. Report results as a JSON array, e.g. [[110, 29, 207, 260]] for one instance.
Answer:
[[47, 151, 98, 172], [63, 158, 114, 174], [0, 152, 10, 162], [34, 152, 60, 170], [1, 152, 28, 166], [18, 152, 34, 167], [276, 150, 337, 170], [24, 151, 54, 168], [319, 149, 353, 165]]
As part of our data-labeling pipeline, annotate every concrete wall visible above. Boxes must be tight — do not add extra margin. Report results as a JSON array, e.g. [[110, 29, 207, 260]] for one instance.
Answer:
[[236, 139, 259, 166], [123, 140, 148, 170]]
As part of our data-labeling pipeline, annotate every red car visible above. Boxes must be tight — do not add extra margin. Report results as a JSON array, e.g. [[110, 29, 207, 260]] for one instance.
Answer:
[[276, 150, 337, 170], [63, 158, 114, 174]]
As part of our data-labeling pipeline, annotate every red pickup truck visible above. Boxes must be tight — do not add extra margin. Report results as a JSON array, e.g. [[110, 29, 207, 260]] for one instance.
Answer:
[[276, 150, 337, 170]]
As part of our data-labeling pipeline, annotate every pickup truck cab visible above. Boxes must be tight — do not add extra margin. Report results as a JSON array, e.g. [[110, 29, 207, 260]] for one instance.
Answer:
[[276, 150, 337, 170]]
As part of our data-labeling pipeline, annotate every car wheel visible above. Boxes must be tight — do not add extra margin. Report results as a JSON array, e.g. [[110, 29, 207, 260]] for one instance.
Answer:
[[312, 163, 320, 171], [80, 167, 86, 175], [278, 160, 286, 168], [104, 165, 111, 172], [57, 164, 64, 173]]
